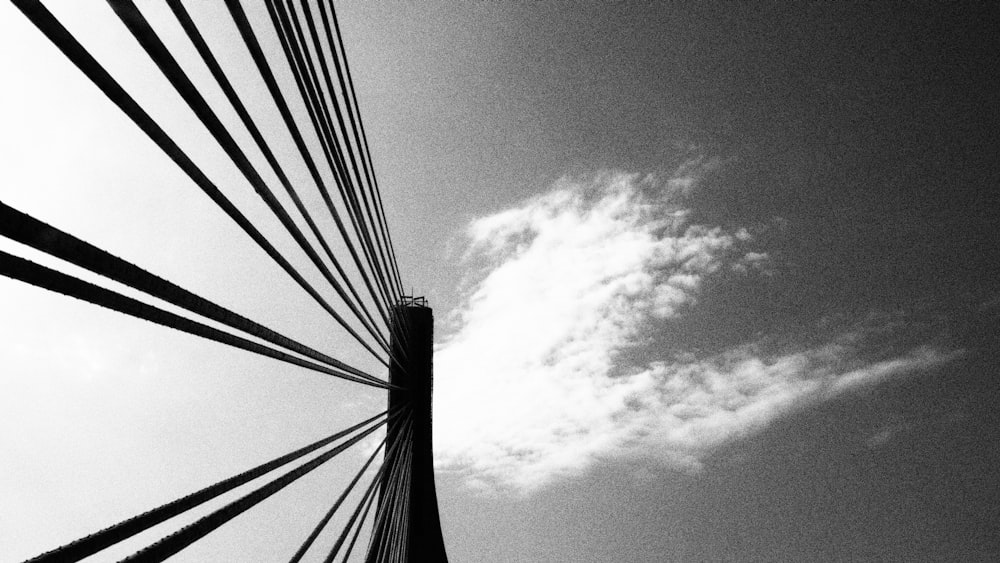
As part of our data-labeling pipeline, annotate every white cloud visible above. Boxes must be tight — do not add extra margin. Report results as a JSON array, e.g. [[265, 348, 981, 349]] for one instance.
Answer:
[[432, 167, 954, 494]]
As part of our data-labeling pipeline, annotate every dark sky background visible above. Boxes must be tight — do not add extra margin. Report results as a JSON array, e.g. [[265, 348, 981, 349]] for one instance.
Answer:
[[2, 2, 998, 562], [339, 0, 998, 325], [334, 2, 999, 561], [436, 349, 1000, 562]]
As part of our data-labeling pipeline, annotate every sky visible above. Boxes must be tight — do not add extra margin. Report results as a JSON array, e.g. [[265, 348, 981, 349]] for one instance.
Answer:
[[1, 1, 999, 562]]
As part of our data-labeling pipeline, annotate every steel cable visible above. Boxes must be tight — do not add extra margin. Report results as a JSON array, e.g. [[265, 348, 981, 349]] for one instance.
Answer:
[[339, 468, 381, 563], [21, 411, 387, 563], [287, 436, 387, 563], [289, 1, 401, 310], [0, 250, 387, 389], [289, 2, 412, 352], [366, 426, 413, 563], [106, 0, 391, 358], [324, 0, 407, 299], [118, 415, 389, 563], [0, 201, 384, 386], [325, 415, 413, 563], [223, 0, 400, 331], [9, 0, 389, 368], [164, 0, 390, 350], [265, 0, 398, 320], [266, 0, 413, 373], [311, 0, 405, 303]]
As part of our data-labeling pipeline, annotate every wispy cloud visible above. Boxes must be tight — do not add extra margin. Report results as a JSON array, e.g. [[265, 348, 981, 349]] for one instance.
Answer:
[[433, 165, 955, 493]]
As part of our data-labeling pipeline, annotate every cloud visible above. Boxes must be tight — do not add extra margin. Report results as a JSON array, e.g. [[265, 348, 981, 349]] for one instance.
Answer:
[[432, 166, 954, 493]]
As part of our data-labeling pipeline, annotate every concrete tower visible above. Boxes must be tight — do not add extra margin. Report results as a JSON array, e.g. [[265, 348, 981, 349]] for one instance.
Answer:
[[366, 297, 448, 562]]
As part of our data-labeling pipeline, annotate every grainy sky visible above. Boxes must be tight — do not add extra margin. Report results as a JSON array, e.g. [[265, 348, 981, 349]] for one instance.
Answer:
[[1, 1, 998, 562]]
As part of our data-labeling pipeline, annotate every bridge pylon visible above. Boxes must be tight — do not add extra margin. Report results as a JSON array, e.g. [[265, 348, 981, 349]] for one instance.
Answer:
[[365, 297, 449, 562]]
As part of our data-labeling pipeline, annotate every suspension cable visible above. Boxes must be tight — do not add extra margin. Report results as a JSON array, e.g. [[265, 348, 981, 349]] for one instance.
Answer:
[[326, 0, 407, 299], [287, 435, 387, 563], [279, 0, 414, 358], [105, 0, 391, 356], [323, 413, 412, 563], [265, 0, 398, 319], [163, 0, 389, 349], [390, 442, 415, 563], [22, 411, 387, 563], [295, 0, 413, 353], [223, 0, 400, 327], [380, 436, 412, 563], [9, 0, 390, 368], [286, 0, 401, 311], [338, 465, 381, 563], [119, 415, 388, 563], [0, 201, 383, 385], [394, 434, 416, 563], [365, 422, 414, 563], [7, 3, 427, 561], [307, 0, 404, 305], [320, 0, 414, 353], [0, 251, 388, 388]]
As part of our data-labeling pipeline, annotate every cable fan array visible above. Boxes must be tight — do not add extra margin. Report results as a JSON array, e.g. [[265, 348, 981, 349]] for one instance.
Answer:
[[2, 1, 426, 561]]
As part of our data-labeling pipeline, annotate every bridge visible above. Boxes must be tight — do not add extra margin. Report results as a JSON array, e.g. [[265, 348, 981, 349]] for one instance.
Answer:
[[2, 1, 448, 561]]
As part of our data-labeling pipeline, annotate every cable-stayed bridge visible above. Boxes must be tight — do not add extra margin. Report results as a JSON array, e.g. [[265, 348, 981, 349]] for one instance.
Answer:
[[2, 1, 447, 561]]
